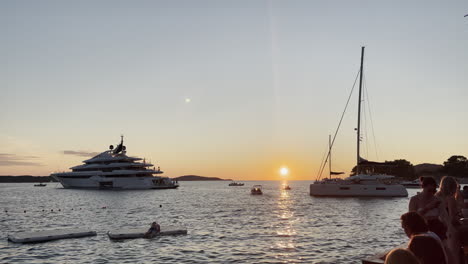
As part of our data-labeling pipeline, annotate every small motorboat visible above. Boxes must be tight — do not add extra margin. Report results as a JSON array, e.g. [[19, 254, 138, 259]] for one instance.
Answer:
[[34, 183, 47, 187], [251, 185, 263, 195], [229, 182, 244, 186], [283, 185, 291, 190]]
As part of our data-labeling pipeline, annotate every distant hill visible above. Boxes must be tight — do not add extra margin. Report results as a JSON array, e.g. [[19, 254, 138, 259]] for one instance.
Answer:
[[173, 175, 232, 181], [414, 163, 443, 175], [0, 176, 56, 183]]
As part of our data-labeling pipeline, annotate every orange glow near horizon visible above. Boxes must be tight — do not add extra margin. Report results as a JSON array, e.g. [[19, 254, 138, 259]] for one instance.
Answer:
[[0, 146, 464, 181]]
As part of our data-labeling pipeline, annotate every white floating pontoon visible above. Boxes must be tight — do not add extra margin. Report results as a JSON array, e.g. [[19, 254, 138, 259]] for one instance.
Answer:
[[8, 228, 97, 243], [108, 226, 187, 239]]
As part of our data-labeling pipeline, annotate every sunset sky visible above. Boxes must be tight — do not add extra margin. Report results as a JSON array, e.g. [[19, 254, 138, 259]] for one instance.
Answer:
[[1, 1, 467, 180]]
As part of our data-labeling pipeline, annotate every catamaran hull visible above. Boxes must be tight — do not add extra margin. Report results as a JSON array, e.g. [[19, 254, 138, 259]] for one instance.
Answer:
[[309, 183, 408, 197], [51, 175, 179, 190]]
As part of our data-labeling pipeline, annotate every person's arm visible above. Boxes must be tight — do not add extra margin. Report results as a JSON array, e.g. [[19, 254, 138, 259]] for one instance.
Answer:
[[425, 199, 441, 210], [447, 197, 460, 223], [144, 228, 152, 237], [455, 189, 464, 211], [409, 196, 418, 212]]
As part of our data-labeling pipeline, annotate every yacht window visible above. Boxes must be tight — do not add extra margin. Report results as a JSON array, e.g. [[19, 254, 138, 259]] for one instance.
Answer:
[[58, 175, 91, 179], [376, 187, 386, 190], [339, 187, 350, 190]]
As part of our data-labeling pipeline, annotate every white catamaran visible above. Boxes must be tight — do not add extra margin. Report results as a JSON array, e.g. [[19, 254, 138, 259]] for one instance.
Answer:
[[51, 136, 179, 190], [309, 47, 408, 197]]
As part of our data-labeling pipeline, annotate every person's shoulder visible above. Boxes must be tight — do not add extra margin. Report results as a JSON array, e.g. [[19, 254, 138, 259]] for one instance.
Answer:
[[410, 193, 421, 201], [426, 231, 442, 241]]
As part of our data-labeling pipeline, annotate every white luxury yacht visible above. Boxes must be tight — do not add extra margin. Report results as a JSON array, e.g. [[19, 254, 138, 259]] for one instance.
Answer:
[[309, 47, 408, 197], [51, 136, 179, 190]]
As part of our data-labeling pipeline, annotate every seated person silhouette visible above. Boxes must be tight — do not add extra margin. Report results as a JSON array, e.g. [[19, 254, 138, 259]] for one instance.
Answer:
[[144, 222, 161, 238]]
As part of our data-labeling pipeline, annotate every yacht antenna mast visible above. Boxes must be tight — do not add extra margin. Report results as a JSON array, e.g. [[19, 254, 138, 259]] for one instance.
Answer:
[[329, 134, 332, 179], [356, 46, 364, 175]]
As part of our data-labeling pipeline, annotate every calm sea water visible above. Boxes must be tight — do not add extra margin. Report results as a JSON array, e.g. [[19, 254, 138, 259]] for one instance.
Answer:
[[0, 181, 419, 263]]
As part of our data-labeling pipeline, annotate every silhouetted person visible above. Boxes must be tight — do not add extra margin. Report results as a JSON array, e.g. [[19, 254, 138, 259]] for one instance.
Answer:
[[463, 186, 468, 199], [408, 235, 446, 264], [144, 222, 160, 238], [400, 212, 442, 244], [408, 177, 446, 240], [463, 186, 468, 212], [436, 176, 462, 264]]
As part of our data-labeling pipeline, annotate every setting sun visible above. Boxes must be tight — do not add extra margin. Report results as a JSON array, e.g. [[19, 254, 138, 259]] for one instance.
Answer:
[[280, 167, 289, 176]]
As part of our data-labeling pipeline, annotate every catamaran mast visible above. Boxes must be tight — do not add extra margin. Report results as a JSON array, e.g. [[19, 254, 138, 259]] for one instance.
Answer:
[[329, 134, 332, 179], [356, 46, 365, 175]]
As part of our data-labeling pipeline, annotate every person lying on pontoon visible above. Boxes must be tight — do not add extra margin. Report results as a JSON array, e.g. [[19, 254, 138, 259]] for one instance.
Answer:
[[144, 222, 161, 238]]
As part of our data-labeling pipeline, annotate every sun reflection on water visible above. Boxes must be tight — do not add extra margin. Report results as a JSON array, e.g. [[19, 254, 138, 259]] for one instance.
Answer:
[[273, 187, 298, 260]]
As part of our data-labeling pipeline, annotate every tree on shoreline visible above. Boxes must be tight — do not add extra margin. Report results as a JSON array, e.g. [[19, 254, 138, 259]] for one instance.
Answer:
[[351, 159, 415, 179], [442, 155, 468, 178]]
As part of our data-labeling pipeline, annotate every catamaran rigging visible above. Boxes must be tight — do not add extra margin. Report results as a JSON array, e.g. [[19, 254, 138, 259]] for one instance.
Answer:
[[309, 46, 408, 197]]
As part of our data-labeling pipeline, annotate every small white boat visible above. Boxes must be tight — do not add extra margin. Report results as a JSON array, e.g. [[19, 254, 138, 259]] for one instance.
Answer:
[[34, 183, 47, 187], [251, 185, 263, 195], [229, 182, 244, 186]]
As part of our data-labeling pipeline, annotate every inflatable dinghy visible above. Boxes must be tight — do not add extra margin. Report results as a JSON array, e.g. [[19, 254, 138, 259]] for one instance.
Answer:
[[8, 228, 97, 243], [108, 226, 187, 239]]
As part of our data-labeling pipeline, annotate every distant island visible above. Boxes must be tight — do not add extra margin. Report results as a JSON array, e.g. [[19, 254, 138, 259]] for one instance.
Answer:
[[0, 176, 56, 183], [173, 175, 232, 181], [0, 175, 231, 183]]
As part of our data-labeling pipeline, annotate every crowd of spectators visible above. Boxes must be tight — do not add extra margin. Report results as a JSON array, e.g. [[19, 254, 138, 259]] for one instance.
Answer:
[[384, 176, 466, 264]]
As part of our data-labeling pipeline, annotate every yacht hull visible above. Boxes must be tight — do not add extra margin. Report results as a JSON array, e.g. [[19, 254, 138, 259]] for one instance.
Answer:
[[52, 175, 178, 190], [309, 183, 408, 197]]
